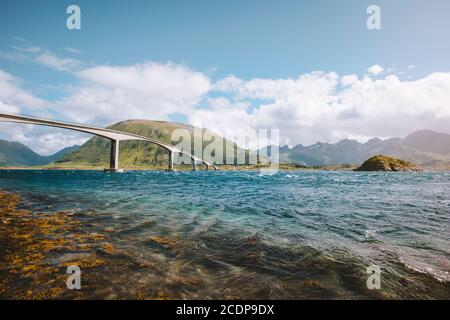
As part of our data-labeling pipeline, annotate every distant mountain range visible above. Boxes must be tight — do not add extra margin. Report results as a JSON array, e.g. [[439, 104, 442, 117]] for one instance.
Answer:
[[267, 129, 450, 169], [0, 140, 79, 167], [1, 124, 449, 170]]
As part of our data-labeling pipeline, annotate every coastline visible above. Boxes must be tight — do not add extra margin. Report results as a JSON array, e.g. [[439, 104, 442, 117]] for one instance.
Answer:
[[0, 163, 361, 171]]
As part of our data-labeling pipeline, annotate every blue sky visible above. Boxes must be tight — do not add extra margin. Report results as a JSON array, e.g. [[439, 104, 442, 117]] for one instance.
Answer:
[[1, 0, 450, 154], [2, 0, 450, 80]]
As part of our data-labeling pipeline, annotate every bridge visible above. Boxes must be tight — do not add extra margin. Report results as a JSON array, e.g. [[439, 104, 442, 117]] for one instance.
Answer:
[[0, 113, 218, 172]]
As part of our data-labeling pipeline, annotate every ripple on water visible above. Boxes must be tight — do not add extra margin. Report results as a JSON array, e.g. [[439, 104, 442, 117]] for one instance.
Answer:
[[0, 170, 449, 299]]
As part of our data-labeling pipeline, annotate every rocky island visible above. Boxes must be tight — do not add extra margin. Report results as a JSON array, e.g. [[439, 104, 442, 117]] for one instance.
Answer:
[[355, 155, 423, 171]]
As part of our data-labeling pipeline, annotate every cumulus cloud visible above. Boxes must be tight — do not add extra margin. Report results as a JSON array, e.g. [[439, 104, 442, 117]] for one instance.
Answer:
[[367, 64, 384, 76], [0, 99, 20, 114], [194, 70, 450, 147], [204, 72, 341, 145], [215, 72, 339, 101], [341, 75, 358, 87], [59, 62, 211, 124], [188, 97, 253, 136]]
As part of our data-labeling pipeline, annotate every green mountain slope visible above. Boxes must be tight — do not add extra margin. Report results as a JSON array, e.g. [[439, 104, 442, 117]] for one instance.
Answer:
[[0, 140, 45, 166], [56, 120, 249, 168], [46, 145, 80, 163], [0, 140, 79, 166]]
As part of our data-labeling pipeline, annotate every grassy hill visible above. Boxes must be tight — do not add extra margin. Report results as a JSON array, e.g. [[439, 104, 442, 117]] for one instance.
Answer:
[[0, 140, 45, 166], [0, 140, 79, 167], [55, 120, 251, 169], [355, 155, 422, 171]]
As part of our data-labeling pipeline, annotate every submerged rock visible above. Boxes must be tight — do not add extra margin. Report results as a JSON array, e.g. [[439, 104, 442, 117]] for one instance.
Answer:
[[355, 155, 423, 172]]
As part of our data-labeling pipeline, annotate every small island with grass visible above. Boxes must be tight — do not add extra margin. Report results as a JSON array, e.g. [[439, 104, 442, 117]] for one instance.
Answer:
[[355, 155, 423, 172]]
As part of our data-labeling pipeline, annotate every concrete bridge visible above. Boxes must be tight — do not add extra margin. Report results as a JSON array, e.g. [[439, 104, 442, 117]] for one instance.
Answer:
[[0, 113, 218, 172]]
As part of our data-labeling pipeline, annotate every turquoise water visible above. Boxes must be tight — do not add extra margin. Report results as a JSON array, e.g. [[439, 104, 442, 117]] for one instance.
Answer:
[[0, 170, 449, 299]]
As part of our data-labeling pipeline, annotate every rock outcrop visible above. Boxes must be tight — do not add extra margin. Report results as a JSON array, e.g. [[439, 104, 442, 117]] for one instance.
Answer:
[[355, 155, 423, 172]]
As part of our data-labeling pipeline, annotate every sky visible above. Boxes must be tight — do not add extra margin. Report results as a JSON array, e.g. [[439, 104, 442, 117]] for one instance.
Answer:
[[1, 0, 450, 154]]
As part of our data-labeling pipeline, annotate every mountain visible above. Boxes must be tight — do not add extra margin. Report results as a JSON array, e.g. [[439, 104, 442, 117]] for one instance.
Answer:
[[0, 140, 80, 166], [402, 130, 450, 156], [56, 120, 249, 167], [45, 145, 81, 163], [0, 140, 47, 166], [3, 126, 449, 170], [268, 130, 450, 170]]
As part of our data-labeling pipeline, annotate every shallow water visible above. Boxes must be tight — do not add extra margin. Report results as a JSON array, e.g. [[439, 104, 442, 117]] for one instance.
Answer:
[[0, 170, 449, 299]]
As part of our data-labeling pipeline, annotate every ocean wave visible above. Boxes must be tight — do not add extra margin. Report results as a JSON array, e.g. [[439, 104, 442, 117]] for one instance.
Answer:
[[399, 256, 450, 283]]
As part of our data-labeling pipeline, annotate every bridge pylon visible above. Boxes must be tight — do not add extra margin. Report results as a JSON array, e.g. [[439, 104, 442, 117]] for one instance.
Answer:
[[104, 139, 123, 172], [167, 150, 174, 171]]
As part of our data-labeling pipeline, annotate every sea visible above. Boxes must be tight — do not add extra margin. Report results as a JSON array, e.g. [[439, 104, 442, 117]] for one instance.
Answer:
[[0, 170, 449, 299]]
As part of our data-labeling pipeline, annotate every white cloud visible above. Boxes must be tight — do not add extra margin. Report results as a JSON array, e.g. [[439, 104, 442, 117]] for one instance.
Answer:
[[0, 63, 210, 154], [367, 64, 384, 76], [1, 46, 83, 72], [205, 72, 340, 146], [35, 52, 83, 72], [0, 50, 29, 63], [341, 75, 358, 87], [215, 72, 339, 101], [0, 99, 20, 114], [0, 70, 45, 110], [1, 62, 450, 154], [0, 70, 76, 154], [9, 129, 88, 155], [12, 46, 42, 53], [188, 97, 253, 136], [59, 62, 211, 124], [193, 70, 450, 147]]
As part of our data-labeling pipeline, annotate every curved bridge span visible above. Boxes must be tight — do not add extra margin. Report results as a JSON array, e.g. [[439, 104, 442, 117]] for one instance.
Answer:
[[0, 113, 218, 172]]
